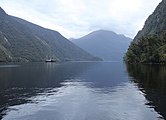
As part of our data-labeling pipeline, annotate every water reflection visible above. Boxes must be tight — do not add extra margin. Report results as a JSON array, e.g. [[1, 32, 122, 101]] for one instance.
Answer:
[[126, 63, 166, 119], [0, 62, 94, 119], [0, 62, 164, 120]]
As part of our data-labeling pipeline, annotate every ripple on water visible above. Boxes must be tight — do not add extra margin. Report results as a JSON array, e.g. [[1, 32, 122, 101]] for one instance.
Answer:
[[0, 65, 20, 68]]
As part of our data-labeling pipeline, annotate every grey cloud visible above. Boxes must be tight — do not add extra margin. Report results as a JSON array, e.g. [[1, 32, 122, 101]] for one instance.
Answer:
[[0, 0, 162, 38]]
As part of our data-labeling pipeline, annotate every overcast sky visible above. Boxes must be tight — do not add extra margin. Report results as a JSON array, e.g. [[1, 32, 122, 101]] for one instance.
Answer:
[[0, 0, 162, 39]]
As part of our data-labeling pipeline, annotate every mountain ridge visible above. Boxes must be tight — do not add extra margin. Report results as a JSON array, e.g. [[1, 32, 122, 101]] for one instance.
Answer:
[[0, 7, 6, 15], [0, 7, 100, 62], [125, 0, 166, 63], [72, 30, 132, 61], [134, 0, 166, 41]]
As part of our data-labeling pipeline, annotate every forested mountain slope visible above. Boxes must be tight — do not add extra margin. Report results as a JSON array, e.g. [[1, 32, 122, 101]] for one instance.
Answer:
[[0, 7, 99, 62], [125, 0, 166, 63]]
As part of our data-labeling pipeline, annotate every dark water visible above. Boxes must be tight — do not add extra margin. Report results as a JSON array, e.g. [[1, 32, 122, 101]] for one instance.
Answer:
[[0, 62, 165, 120]]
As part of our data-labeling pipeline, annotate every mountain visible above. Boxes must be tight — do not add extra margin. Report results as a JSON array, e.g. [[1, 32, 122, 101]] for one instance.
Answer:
[[0, 7, 100, 62], [134, 0, 166, 41], [72, 30, 132, 61], [124, 0, 166, 63]]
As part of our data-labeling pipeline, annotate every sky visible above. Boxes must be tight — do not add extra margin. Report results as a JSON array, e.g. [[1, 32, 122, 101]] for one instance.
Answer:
[[0, 0, 162, 39]]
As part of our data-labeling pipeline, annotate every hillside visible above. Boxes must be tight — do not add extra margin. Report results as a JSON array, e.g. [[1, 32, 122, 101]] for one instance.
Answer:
[[125, 0, 166, 63], [72, 30, 132, 61], [0, 7, 100, 62]]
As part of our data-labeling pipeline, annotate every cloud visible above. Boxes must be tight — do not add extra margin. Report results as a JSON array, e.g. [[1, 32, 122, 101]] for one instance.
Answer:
[[0, 0, 162, 38]]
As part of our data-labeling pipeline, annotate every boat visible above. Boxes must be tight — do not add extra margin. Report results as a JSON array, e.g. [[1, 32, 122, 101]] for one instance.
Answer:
[[45, 59, 56, 62]]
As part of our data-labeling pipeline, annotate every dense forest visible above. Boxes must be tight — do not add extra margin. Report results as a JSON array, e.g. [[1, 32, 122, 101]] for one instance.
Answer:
[[124, 32, 166, 63], [125, 0, 166, 63]]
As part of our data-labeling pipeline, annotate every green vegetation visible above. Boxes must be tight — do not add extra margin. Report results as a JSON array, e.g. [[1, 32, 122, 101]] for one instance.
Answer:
[[124, 32, 166, 63], [0, 7, 100, 62], [125, 0, 166, 63]]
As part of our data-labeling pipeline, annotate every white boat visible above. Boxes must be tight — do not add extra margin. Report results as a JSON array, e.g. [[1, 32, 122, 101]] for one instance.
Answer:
[[45, 59, 56, 62]]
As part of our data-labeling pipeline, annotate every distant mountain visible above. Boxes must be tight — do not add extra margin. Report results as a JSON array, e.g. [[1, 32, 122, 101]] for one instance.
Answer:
[[72, 30, 132, 61], [125, 0, 166, 63], [0, 7, 100, 62]]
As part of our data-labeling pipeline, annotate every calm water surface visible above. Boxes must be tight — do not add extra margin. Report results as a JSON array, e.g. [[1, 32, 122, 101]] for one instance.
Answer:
[[0, 62, 165, 120]]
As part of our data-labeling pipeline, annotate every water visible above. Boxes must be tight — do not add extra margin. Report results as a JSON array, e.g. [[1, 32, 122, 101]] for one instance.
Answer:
[[0, 62, 165, 120]]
